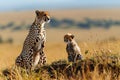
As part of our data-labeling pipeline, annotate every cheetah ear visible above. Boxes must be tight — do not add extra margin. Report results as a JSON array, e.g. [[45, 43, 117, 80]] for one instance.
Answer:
[[35, 10, 40, 16], [71, 35, 74, 39]]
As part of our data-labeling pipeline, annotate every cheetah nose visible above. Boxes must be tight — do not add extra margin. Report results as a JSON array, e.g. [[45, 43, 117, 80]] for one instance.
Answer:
[[47, 17, 50, 23], [47, 17, 50, 20]]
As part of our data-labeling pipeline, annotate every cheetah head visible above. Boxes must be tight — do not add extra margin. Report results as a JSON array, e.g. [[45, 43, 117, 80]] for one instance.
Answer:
[[35, 10, 50, 24], [64, 33, 74, 43]]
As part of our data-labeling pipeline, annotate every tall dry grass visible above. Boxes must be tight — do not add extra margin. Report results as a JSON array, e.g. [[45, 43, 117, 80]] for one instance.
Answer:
[[1, 51, 120, 80], [1, 39, 120, 80]]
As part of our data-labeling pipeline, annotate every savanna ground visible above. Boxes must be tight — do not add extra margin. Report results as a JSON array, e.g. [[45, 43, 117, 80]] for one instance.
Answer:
[[0, 9, 120, 80]]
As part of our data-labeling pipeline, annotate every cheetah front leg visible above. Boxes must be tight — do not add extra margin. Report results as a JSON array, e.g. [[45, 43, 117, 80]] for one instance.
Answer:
[[38, 41, 46, 65], [36, 50, 46, 68], [40, 50, 46, 65]]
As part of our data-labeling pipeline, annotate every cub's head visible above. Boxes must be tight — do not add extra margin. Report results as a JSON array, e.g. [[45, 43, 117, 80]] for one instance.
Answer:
[[64, 33, 74, 43], [35, 10, 50, 24]]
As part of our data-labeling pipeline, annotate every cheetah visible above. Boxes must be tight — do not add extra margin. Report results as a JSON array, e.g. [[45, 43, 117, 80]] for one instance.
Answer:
[[15, 10, 50, 71], [64, 33, 83, 62]]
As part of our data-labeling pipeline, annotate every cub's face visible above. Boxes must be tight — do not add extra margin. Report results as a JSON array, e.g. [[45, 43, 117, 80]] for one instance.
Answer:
[[64, 33, 74, 43], [35, 10, 50, 24]]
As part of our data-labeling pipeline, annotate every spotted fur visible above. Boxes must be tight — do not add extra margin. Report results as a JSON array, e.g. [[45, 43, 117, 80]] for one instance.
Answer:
[[15, 10, 50, 71], [64, 33, 83, 62]]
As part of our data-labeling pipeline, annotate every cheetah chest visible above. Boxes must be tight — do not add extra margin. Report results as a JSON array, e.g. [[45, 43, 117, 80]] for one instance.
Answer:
[[36, 32, 45, 50], [33, 52, 40, 67]]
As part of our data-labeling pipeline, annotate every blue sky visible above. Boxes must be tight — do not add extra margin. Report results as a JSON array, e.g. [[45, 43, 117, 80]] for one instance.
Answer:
[[0, 0, 120, 12]]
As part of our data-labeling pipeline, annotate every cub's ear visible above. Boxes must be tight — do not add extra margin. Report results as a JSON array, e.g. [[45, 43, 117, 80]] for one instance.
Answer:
[[71, 34, 74, 39], [35, 10, 40, 16]]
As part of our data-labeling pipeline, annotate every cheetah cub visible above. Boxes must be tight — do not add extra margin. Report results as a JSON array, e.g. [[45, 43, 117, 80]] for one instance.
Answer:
[[15, 10, 50, 72], [64, 33, 83, 62]]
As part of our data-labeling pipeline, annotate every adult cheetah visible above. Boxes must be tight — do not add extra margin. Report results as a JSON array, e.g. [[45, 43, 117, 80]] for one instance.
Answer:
[[64, 33, 83, 62], [15, 10, 50, 72]]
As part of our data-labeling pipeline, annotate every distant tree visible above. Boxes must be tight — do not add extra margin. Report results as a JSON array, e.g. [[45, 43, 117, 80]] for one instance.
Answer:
[[20, 22, 28, 30], [7, 22, 14, 28], [6, 38, 13, 44], [0, 36, 3, 43], [49, 18, 61, 27], [0, 25, 6, 30], [77, 22, 90, 29], [61, 19, 75, 25], [114, 21, 120, 25], [103, 20, 111, 29], [26, 24, 31, 30], [12, 26, 22, 31]]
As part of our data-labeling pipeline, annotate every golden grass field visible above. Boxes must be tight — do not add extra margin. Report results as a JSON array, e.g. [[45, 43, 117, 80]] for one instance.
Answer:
[[0, 9, 120, 80]]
